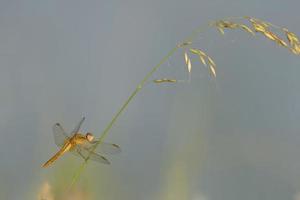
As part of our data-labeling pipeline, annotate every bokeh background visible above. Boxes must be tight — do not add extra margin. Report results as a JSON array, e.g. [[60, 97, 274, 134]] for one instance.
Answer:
[[0, 0, 300, 199]]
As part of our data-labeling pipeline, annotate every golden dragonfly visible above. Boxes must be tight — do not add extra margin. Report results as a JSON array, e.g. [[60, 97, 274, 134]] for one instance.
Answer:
[[42, 117, 121, 168]]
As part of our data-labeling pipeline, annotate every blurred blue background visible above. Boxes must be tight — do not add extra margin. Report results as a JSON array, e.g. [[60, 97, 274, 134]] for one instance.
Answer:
[[0, 0, 300, 199]]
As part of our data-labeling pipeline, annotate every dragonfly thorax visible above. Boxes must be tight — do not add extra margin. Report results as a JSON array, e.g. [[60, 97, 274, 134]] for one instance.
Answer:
[[86, 132, 94, 142]]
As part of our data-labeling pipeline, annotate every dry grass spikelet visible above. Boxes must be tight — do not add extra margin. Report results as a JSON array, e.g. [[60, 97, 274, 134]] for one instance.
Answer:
[[189, 48, 216, 77], [184, 51, 189, 65], [153, 79, 177, 83], [183, 51, 192, 74], [283, 28, 300, 54], [177, 41, 192, 48], [207, 56, 217, 77], [238, 24, 255, 36]]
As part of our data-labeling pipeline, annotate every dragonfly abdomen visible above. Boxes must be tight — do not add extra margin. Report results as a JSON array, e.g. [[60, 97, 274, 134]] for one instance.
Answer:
[[42, 143, 72, 168]]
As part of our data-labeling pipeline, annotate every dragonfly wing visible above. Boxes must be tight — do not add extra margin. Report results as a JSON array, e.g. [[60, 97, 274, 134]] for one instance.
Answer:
[[72, 146, 110, 165], [52, 123, 69, 147], [89, 142, 121, 155], [71, 117, 85, 135]]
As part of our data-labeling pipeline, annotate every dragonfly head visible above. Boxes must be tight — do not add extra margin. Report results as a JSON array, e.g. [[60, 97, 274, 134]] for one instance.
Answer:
[[85, 132, 94, 142]]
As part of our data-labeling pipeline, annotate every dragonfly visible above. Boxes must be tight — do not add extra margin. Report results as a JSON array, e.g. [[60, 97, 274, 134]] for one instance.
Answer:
[[42, 117, 121, 168]]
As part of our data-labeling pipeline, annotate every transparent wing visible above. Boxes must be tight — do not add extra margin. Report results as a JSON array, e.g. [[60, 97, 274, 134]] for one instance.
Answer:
[[71, 117, 85, 135], [71, 146, 110, 165], [52, 123, 69, 147], [88, 142, 121, 155]]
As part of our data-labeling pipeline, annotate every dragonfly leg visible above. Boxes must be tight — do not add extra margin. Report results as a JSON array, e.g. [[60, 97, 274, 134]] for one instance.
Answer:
[[77, 149, 88, 161]]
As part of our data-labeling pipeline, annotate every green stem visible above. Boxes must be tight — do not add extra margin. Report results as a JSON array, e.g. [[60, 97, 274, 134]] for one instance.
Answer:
[[69, 21, 213, 188], [67, 15, 296, 188]]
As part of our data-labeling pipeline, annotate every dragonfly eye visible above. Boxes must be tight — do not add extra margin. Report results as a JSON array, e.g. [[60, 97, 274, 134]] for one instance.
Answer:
[[86, 132, 94, 142]]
